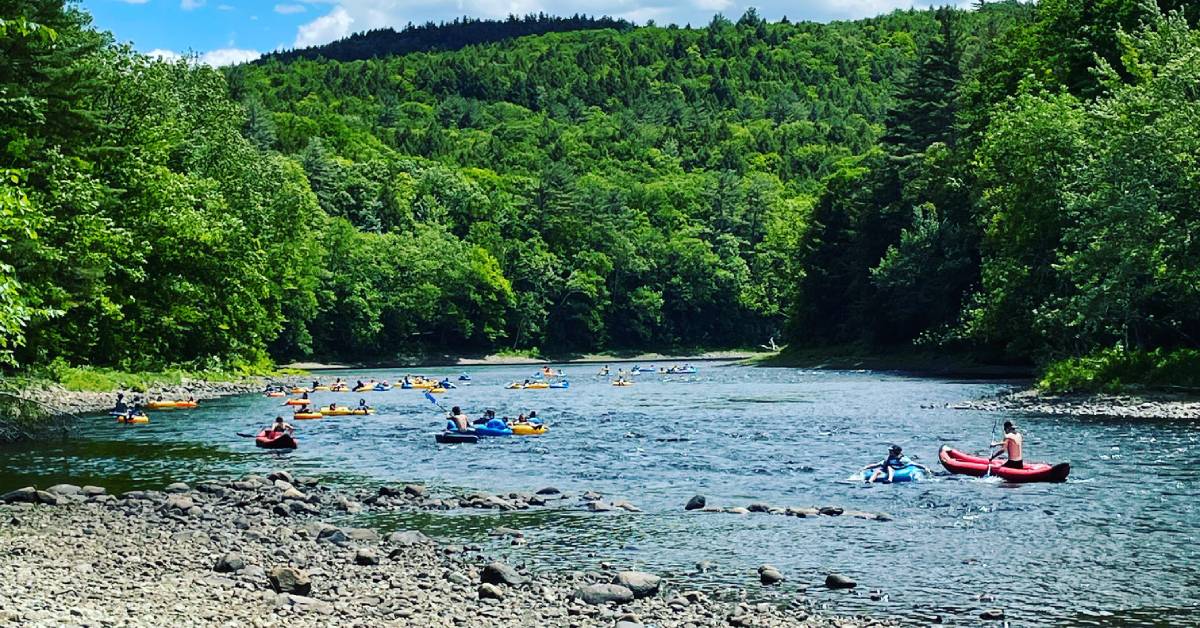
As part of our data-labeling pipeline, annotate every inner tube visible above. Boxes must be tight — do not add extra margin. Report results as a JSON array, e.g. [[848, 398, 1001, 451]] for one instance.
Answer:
[[284, 399, 311, 406], [173, 401, 198, 409], [289, 388, 310, 394], [373, 384, 393, 391], [255, 430, 297, 449], [511, 423, 548, 436], [860, 464, 925, 483], [474, 418, 513, 437], [293, 412, 323, 420], [320, 408, 373, 416], [145, 401, 176, 410], [265, 391, 285, 397], [548, 381, 569, 389], [435, 431, 478, 444], [117, 414, 149, 424]]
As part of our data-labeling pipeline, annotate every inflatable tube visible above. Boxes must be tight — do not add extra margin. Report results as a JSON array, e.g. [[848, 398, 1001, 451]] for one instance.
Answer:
[[511, 423, 548, 436], [939, 446, 1070, 483], [289, 388, 310, 394], [548, 381, 569, 389], [861, 464, 925, 483], [612, 381, 633, 387], [373, 384, 393, 391], [474, 418, 513, 437], [145, 401, 177, 410], [283, 399, 311, 406], [312, 386, 331, 392], [320, 408, 373, 416], [173, 401, 198, 409], [255, 430, 297, 449], [330, 385, 349, 392], [293, 412, 323, 420], [117, 414, 149, 424], [523, 382, 549, 389], [265, 391, 285, 397]]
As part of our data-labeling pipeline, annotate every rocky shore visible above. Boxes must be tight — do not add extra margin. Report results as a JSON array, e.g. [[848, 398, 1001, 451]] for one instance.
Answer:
[[0, 476, 897, 627], [19, 376, 305, 419], [953, 388, 1200, 420]]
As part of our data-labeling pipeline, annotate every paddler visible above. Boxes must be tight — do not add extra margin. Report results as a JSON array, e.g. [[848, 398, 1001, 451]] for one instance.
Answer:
[[449, 406, 471, 432], [990, 421, 1024, 469], [270, 415, 295, 436]]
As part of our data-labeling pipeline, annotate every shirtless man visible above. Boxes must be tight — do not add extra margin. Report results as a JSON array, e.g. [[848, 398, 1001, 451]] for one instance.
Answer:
[[449, 406, 472, 432], [270, 416, 295, 436], [990, 421, 1023, 469]]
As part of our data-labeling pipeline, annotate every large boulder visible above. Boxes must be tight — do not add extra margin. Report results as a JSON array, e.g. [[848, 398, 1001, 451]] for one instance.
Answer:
[[47, 484, 81, 496], [614, 571, 661, 598], [478, 583, 504, 600], [575, 583, 634, 606], [387, 530, 433, 547], [1, 487, 36, 504], [164, 482, 190, 494], [758, 565, 785, 585], [268, 566, 311, 595], [685, 495, 706, 511], [353, 548, 379, 566], [825, 573, 856, 589], [214, 552, 245, 573], [481, 561, 526, 586]]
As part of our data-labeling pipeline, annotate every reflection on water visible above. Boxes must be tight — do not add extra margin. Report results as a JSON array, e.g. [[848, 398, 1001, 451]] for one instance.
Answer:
[[2, 364, 1198, 626]]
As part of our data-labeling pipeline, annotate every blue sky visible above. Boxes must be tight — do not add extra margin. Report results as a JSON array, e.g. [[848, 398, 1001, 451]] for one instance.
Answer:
[[82, 0, 971, 65]]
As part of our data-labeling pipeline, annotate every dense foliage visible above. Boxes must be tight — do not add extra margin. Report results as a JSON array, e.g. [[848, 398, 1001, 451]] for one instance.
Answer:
[[2, 0, 1199, 390]]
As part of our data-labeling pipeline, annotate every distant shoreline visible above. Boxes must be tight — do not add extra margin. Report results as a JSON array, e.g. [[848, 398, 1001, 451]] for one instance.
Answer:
[[285, 350, 769, 371]]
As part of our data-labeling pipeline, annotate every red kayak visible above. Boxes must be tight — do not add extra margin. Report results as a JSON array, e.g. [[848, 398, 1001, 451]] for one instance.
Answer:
[[255, 430, 297, 450], [939, 446, 1069, 483]]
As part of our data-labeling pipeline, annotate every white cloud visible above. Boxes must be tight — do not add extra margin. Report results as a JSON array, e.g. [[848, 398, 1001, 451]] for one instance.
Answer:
[[118, 0, 150, 4], [181, 0, 206, 10], [201, 47, 262, 66], [275, 3, 307, 14], [294, 6, 354, 47]]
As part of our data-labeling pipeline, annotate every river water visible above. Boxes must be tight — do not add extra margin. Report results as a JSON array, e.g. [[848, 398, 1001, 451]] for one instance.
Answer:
[[2, 363, 1197, 626]]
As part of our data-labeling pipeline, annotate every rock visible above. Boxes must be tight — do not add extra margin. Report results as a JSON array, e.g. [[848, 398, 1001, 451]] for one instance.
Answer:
[[268, 566, 311, 595], [614, 571, 661, 598], [267, 470, 293, 484], [747, 502, 772, 513], [980, 609, 1006, 621], [378, 485, 403, 497], [81, 485, 106, 497], [316, 527, 348, 546], [481, 561, 526, 586], [478, 583, 504, 600], [611, 499, 642, 512], [273, 479, 295, 492], [164, 495, 195, 512], [615, 622, 644, 628], [818, 506, 844, 516], [403, 484, 426, 498], [575, 583, 634, 606], [345, 528, 379, 543], [387, 530, 433, 546], [581, 490, 602, 501], [446, 572, 472, 586], [685, 495, 706, 510], [214, 552, 245, 573], [354, 548, 379, 566], [34, 491, 59, 506], [286, 594, 333, 615], [588, 501, 615, 512], [47, 484, 81, 496], [271, 504, 290, 517], [535, 486, 561, 495], [1, 487, 36, 504], [758, 565, 784, 585], [695, 560, 713, 573], [165, 482, 190, 494], [281, 488, 307, 501], [825, 573, 856, 589], [334, 495, 362, 513], [726, 507, 750, 515], [489, 527, 524, 538]]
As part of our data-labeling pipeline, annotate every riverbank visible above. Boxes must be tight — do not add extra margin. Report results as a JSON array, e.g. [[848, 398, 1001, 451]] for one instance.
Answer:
[[756, 346, 1033, 379], [954, 388, 1200, 420], [285, 349, 771, 370], [12, 375, 306, 419], [0, 476, 895, 627]]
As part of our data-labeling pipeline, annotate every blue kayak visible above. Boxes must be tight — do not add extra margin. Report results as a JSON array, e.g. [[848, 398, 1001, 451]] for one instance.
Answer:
[[861, 464, 925, 483]]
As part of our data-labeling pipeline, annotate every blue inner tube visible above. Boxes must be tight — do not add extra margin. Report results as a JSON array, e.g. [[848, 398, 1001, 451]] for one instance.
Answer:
[[861, 464, 925, 483]]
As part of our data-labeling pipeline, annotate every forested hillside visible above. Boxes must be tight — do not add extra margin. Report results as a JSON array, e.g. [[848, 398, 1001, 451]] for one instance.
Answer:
[[2, 0, 1199, 389]]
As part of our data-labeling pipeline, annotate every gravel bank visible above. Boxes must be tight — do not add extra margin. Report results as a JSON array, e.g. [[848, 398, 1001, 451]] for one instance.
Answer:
[[19, 376, 305, 419], [0, 477, 896, 627], [953, 388, 1200, 420]]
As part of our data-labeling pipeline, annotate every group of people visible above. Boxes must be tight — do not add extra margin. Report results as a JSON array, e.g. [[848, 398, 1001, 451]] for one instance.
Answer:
[[446, 406, 539, 432], [861, 421, 1024, 483], [111, 392, 142, 419]]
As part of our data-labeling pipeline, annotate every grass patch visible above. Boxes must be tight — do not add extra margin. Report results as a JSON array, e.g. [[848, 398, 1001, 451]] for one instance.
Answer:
[[490, 347, 545, 360], [31, 358, 297, 393], [1038, 347, 1200, 393]]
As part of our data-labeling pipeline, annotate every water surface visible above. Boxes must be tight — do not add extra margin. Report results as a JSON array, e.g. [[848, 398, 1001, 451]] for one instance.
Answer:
[[2, 363, 1197, 626]]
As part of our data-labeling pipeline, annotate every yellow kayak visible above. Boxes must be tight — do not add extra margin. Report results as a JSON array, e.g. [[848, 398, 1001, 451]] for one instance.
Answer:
[[320, 408, 374, 416], [511, 423, 548, 436], [117, 414, 150, 424]]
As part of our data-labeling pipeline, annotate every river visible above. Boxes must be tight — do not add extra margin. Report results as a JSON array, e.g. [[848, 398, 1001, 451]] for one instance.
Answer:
[[2, 363, 1197, 626]]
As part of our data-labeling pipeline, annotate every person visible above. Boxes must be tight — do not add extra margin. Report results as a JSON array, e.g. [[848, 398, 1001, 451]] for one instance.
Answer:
[[991, 421, 1024, 469], [449, 406, 471, 432], [301, 391, 309, 400], [113, 393, 128, 414], [327, 402, 339, 411], [270, 415, 295, 436], [357, 398, 369, 410], [863, 445, 929, 483], [474, 409, 496, 426], [186, 396, 195, 403], [527, 410, 539, 423], [312, 379, 320, 389], [599, 365, 610, 376], [355, 380, 365, 390]]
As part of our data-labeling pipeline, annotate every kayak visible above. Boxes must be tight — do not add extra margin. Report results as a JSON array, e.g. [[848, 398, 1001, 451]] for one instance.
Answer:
[[435, 431, 479, 444], [145, 401, 177, 410], [117, 414, 149, 424], [511, 423, 548, 436], [860, 464, 925, 483], [939, 446, 1070, 483], [293, 412, 323, 420], [283, 399, 312, 406], [255, 430, 297, 449], [321, 408, 373, 416]]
